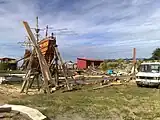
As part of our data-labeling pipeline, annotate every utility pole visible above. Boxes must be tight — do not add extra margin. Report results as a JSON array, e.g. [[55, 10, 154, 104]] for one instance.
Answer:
[[45, 25, 49, 38], [35, 16, 40, 43], [133, 48, 136, 75]]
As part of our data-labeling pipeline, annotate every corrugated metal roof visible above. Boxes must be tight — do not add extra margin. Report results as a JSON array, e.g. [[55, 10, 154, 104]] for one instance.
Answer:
[[141, 62, 160, 65], [77, 57, 104, 62], [0, 57, 16, 60]]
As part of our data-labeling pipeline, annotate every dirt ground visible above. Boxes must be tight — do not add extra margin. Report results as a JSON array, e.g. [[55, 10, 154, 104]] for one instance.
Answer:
[[0, 83, 42, 105], [0, 84, 21, 104], [0, 84, 40, 120]]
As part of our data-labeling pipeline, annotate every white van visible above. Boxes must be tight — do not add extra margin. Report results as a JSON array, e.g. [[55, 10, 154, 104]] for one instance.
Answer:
[[136, 62, 160, 88]]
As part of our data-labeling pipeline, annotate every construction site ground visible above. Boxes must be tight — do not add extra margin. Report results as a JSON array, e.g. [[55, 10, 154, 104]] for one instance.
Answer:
[[1, 81, 160, 120]]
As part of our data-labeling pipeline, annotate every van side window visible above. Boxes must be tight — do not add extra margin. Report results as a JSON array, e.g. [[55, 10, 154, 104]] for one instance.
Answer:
[[139, 65, 149, 72]]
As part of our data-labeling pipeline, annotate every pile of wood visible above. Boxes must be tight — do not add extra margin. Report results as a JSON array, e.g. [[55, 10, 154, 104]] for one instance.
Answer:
[[93, 82, 122, 90], [93, 76, 123, 90], [85, 66, 103, 75]]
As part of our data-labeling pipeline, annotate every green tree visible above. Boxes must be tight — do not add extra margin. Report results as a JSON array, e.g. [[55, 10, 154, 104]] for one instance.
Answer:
[[152, 48, 160, 60], [0, 63, 9, 70], [117, 58, 124, 64], [100, 61, 119, 71], [136, 60, 143, 67], [100, 61, 108, 71]]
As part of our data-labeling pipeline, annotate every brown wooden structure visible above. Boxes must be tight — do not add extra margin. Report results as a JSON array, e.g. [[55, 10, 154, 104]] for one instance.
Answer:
[[21, 21, 71, 94], [39, 36, 56, 64]]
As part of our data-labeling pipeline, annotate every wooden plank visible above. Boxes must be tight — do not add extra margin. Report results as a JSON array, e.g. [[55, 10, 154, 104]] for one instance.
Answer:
[[23, 21, 53, 94], [55, 54, 59, 87], [29, 75, 35, 89], [25, 79, 30, 94], [93, 84, 113, 90], [0, 107, 11, 112], [21, 70, 32, 93], [35, 74, 40, 91], [93, 83, 122, 90], [20, 50, 35, 93], [54, 46, 70, 90], [26, 75, 36, 94]]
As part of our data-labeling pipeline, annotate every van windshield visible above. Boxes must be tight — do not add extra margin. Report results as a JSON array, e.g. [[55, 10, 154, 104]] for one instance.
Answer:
[[139, 64, 160, 73]]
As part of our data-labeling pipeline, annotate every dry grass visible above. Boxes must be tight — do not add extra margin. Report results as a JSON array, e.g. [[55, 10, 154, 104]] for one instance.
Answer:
[[6, 84, 160, 120], [0, 84, 22, 104]]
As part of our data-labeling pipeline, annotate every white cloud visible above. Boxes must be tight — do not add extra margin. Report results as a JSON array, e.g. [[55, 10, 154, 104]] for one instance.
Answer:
[[0, 0, 160, 60]]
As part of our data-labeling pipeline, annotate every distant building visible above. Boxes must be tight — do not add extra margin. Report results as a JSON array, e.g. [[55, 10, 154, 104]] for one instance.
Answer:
[[77, 58, 104, 69], [0, 57, 16, 63], [0, 57, 17, 70], [65, 61, 77, 69]]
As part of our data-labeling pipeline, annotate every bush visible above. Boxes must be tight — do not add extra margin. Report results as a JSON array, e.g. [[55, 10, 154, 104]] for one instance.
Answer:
[[116, 58, 124, 64], [0, 62, 17, 70], [100, 62, 108, 71], [0, 63, 9, 70], [100, 61, 119, 71]]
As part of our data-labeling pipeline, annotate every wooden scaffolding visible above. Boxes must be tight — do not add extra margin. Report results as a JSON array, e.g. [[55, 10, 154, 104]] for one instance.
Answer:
[[20, 21, 72, 94]]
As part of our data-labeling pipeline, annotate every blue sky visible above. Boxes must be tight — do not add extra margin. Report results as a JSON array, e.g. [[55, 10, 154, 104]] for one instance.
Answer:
[[0, 0, 160, 61]]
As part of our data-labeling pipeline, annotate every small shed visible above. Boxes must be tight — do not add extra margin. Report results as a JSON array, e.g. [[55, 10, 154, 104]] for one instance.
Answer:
[[0, 57, 16, 63], [65, 61, 76, 69], [77, 58, 104, 69], [0, 57, 17, 70]]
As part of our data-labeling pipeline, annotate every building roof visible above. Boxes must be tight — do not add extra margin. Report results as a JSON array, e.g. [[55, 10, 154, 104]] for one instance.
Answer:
[[0, 57, 16, 60], [77, 57, 104, 62], [141, 62, 160, 65]]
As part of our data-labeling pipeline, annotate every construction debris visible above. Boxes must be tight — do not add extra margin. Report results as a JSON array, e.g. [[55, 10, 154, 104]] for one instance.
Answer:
[[85, 66, 103, 75], [0, 77, 5, 84], [5, 17, 137, 96], [93, 82, 122, 90]]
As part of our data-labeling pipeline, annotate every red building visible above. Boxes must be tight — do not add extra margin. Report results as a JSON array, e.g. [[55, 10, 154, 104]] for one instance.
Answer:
[[77, 58, 104, 69]]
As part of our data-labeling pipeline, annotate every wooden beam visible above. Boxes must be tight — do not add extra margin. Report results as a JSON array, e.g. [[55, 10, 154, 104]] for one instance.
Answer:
[[54, 46, 70, 90], [20, 51, 35, 93], [55, 54, 59, 87], [0, 107, 11, 112], [34, 74, 40, 91], [93, 82, 122, 90]]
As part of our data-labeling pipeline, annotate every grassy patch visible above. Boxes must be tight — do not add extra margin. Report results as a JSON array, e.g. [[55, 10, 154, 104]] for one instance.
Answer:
[[0, 70, 24, 74], [8, 85, 160, 120]]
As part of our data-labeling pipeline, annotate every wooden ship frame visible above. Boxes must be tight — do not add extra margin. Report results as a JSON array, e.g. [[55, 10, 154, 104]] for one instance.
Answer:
[[20, 18, 73, 94]]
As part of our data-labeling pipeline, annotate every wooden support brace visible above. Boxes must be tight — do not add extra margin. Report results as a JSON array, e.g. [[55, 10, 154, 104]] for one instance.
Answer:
[[36, 74, 40, 91], [21, 70, 32, 93], [29, 75, 35, 89], [20, 50, 35, 93], [54, 52, 59, 87], [54, 46, 70, 90], [25, 79, 30, 94]]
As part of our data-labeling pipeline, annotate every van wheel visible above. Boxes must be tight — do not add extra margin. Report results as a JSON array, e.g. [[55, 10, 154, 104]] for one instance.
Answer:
[[157, 84, 160, 89], [137, 83, 142, 87]]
